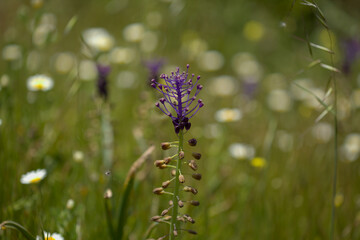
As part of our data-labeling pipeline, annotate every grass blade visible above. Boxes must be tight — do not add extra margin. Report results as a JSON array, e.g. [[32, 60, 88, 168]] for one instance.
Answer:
[[0, 221, 36, 240], [115, 146, 155, 240]]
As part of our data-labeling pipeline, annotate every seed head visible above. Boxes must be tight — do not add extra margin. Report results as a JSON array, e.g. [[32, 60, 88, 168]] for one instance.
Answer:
[[162, 180, 171, 188], [161, 209, 169, 216]]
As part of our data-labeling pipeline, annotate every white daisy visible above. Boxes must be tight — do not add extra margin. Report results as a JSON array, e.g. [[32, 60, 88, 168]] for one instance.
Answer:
[[20, 169, 47, 184], [229, 143, 255, 160], [215, 108, 242, 122], [27, 75, 54, 91], [82, 28, 114, 53], [36, 231, 64, 240]]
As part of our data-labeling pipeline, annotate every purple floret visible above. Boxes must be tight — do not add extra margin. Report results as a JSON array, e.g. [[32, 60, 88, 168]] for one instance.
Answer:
[[96, 64, 111, 100], [152, 64, 204, 133]]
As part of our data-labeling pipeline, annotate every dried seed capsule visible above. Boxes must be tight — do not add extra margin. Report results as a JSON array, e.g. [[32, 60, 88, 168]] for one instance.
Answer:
[[192, 152, 201, 160], [178, 200, 184, 208], [171, 169, 176, 176], [192, 173, 202, 180], [153, 187, 164, 195], [179, 151, 185, 159], [161, 209, 169, 216], [190, 200, 200, 206], [154, 160, 165, 167], [162, 180, 171, 188], [161, 142, 171, 150], [163, 157, 171, 164], [188, 138, 197, 146], [179, 174, 185, 183], [151, 216, 161, 222], [187, 229, 197, 235], [188, 160, 198, 171]]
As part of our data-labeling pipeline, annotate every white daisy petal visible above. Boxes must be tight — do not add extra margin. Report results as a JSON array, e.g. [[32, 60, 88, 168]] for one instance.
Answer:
[[20, 169, 47, 184]]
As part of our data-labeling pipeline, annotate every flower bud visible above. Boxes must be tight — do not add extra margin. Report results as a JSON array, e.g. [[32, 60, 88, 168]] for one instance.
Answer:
[[184, 214, 195, 224], [179, 174, 185, 183], [173, 230, 178, 236], [192, 173, 202, 180], [188, 160, 198, 171], [153, 187, 164, 195], [162, 180, 171, 188], [179, 151, 185, 159], [161, 142, 171, 150], [190, 200, 200, 206], [188, 138, 197, 146], [192, 152, 201, 160], [169, 200, 173, 206], [178, 200, 184, 208], [191, 188, 198, 195], [171, 169, 176, 176], [177, 216, 185, 222]]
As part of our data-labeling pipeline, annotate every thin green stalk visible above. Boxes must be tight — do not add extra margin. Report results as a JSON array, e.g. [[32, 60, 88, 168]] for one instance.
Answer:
[[101, 103, 114, 171], [169, 130, 183, 240]]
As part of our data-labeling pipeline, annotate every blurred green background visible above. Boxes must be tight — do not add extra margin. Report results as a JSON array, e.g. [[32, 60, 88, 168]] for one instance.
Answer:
[[1, 0, 360, 239]]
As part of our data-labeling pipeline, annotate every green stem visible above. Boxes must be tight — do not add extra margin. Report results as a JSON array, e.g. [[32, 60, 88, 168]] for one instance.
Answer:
[[169, 130, 183, 240]]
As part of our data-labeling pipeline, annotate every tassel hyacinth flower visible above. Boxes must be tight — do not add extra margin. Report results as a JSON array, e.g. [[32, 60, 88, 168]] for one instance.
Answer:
[[151, 64, 204, 134], [151, 64, 203, 240]]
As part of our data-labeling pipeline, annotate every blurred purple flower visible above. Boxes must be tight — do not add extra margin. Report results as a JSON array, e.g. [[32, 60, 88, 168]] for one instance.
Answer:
[[342, 38, 360, 74], [143, 58, 165, 84], [96, 64, 111, 100], [151, 64, 204, 133], [242, 81, 258, 99]]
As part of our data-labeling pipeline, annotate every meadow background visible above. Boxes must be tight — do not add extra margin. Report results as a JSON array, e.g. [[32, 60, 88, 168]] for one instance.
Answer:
[[1, 0, 360, 239]]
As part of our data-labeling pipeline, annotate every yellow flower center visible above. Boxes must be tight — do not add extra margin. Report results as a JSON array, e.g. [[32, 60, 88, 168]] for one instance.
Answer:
[[34, 82, 45, 90], [45, 237, 55, 240], [251, 157, 266, 168], [223, 110, 237, 122], [30, 177, 41, 183]]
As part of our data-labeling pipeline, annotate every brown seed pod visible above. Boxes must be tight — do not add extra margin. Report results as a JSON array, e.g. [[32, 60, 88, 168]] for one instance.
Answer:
[[150, 216, 161, 222], [154, 160, 165, 167], [179, 151, 185, 159], [190, 200, 200, 206], [161, 209, 169, 216], [161, 142, 171, 150], [178, 200, 184, 208], [188, 160, 198, 171], [179, 174, 185, 183], [192, 152, 201, 160], [163, 157, 171, 164], [192, 173, 202, 180], [163, 216, 172, 221], [171, 169, 176, 176], [162, 180, 171, 188], [188, 138, 197, 146], [153, 187, 164, 195], [187, 229, 197, 235]]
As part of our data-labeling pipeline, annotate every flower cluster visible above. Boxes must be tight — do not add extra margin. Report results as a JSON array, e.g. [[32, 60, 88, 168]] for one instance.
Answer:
[[151, 64, 204, 133]]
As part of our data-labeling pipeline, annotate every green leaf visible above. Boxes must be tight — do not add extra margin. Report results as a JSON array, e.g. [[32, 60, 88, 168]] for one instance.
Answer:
[[64, 15, 78, 35], [0, 221, 36, 240]]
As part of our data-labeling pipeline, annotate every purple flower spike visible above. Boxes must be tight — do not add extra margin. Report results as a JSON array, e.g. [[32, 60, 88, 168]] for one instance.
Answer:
[[152, 65, 204, 133], [96, 64, 111, 100]]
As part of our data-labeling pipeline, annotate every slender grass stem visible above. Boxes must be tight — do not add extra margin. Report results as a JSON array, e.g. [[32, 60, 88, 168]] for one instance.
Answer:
[[169, 130, 183, 240]]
